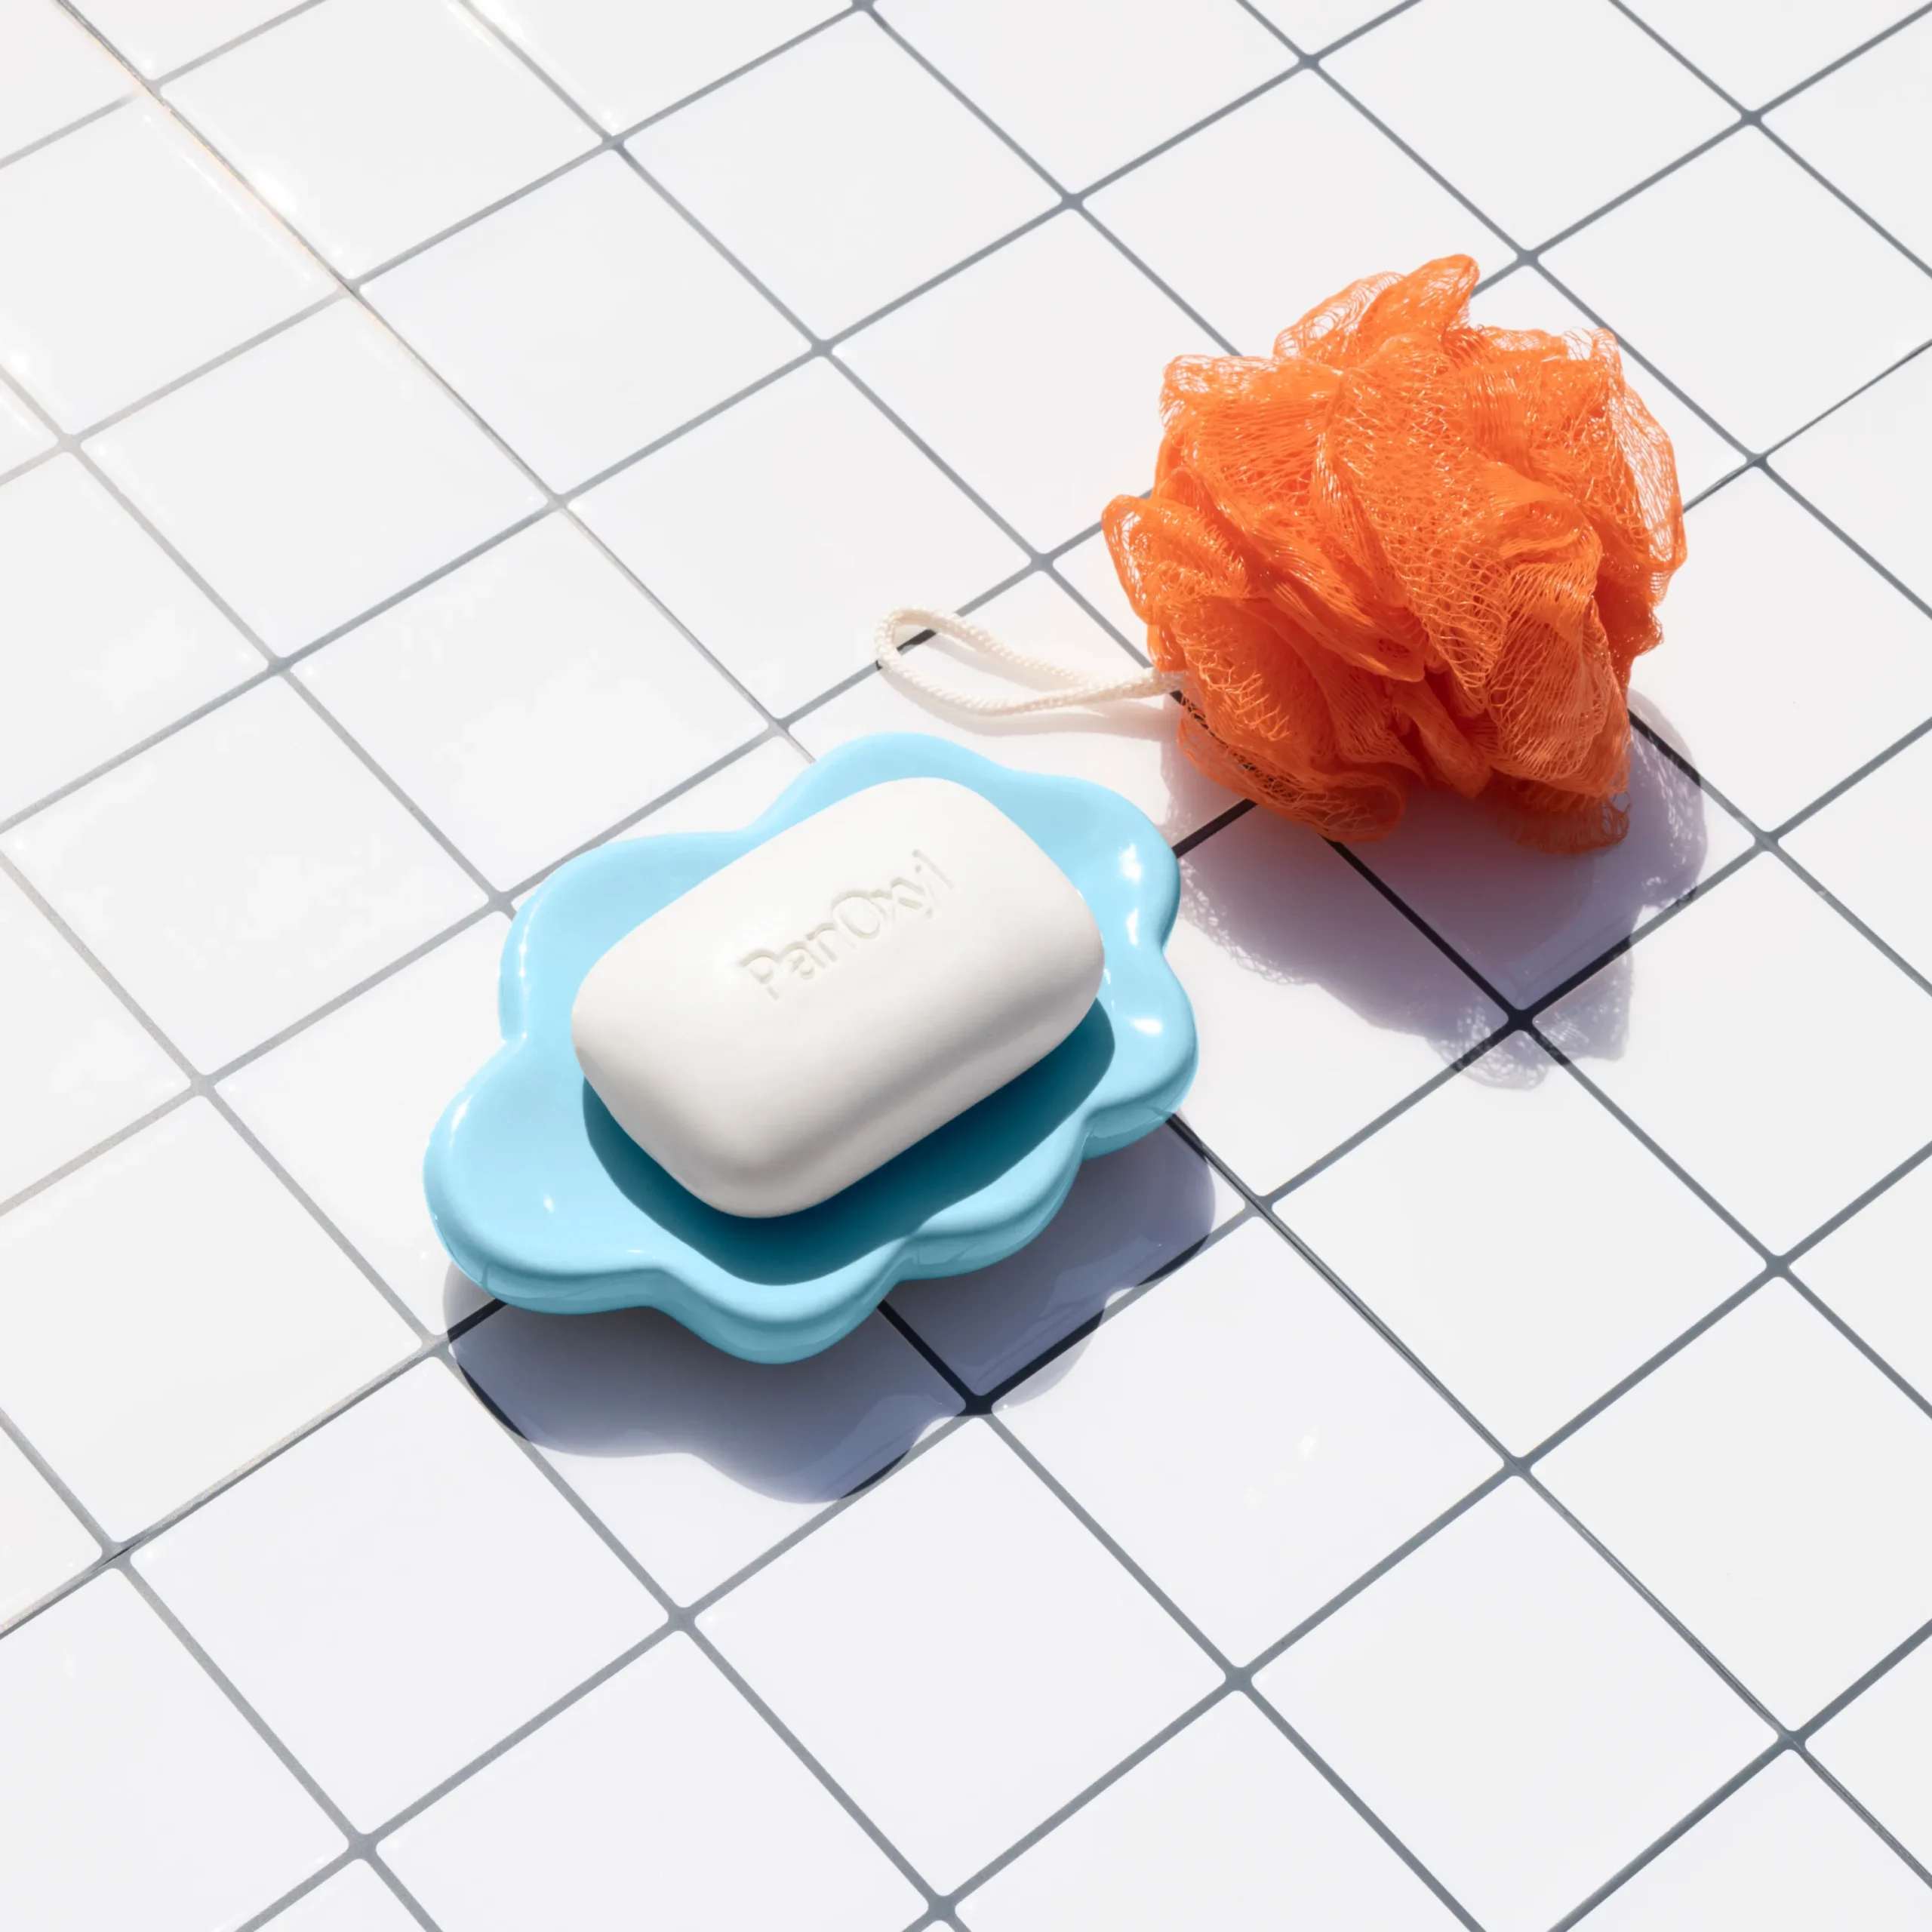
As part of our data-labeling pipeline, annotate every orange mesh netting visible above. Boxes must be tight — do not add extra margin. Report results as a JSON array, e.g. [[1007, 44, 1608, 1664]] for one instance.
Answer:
[[1103, 256, 1686, 851]]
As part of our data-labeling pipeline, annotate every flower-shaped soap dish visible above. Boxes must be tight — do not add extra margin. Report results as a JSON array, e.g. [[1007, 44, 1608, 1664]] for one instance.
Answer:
[[424, 734, 1196, 1362]]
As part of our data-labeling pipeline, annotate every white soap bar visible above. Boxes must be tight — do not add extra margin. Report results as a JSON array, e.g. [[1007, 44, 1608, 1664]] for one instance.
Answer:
[[571, 777, 1104, 1218]]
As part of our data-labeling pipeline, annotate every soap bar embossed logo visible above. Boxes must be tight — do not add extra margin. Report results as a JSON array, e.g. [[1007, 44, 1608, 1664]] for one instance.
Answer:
[[740, 850, 954, 998]]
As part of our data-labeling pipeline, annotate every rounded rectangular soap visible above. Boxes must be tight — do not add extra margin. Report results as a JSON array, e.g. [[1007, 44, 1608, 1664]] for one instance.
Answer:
[[571, 776, 1105, 1218]]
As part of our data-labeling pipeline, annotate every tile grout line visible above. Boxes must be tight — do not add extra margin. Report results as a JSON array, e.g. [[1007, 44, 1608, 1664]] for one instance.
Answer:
[[4, 8, 1932, 1924]]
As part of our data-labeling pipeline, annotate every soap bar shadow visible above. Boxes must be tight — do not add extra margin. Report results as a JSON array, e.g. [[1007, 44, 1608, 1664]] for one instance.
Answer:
[[580, 1001, 1117, 1280]]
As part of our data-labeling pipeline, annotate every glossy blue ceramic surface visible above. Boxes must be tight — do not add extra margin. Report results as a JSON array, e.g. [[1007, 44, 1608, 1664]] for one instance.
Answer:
[[423, 734, 1196, 1362]]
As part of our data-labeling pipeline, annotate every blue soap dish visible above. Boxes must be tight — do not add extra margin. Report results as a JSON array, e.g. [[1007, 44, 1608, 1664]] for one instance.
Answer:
[[423, 734, 1196, 1362]]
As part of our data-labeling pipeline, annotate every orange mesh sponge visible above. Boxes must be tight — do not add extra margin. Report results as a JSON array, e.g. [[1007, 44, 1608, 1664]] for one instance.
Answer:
[[1103, 256, 1685, 850]]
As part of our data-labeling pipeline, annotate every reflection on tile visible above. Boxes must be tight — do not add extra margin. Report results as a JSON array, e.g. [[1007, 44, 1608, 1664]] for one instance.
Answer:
[[219, 918, 507, 1334], [0, 100, 328, 429], [1001, 1220, 1498, 1661], [1329, 0, 1734, 247], [839, 213, 1217, 549], [1359, 724, 1752, 1016], [1545, 131, 1932, 451], [381, 1634, 923, 1932], [1540, 1284, 1932, 1724], [1286, 1035, 1759, 1451], [0, 0, 131, 161], [0, 867, 183, 1205], [1257, 1481, 1771, 1932], [1170, 804, 1503, 1192], [366, 154, 804, 493], [577, 358, 1024, 716], [701, 1420, 1220, 1891], [0, 1103, 414, 1539], [881, 0, 1291, 192], [300, 517, 762, 888], [958, 1695, 1462, 1931], [74, 0, 301, 78], [0, 1428, 98, 1624], [5, 679, 485, 1070], [0, 457, 260, 822], [631, 14, 1054, 336], [454, 1306, 960, 1604], [0, 1574, 340, 1932], [892, 1123, 1240, 1393], [166, 0, 594, 277], [1793, 1155, 1932, 1402], [1577, 1754, 1932, 1930], [1543, 856, 1932, 1252], [1089, 72, 1508, 353], [137, 1362, 661, 1830]]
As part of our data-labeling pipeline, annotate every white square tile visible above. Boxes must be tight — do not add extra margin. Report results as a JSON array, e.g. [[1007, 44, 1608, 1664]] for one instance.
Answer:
[[1541, 1283, 1932, 1723], [1241, 0, 1385, 48], [1771, 16, 1932, 268], [1000, 1219, 1497, 1660], [1285, 1035, 1760, 1451], [138, 1361, 662, 1829], [0, 100, 329, 429], [367, 154, 804, 492], [74, 0, 303, 78], [472, 0, 841, 132], [1255, 1481, 1771, 1932], [1167, 804, 1504, 1192], [879, 0, 1291, 191], [792, 573, 1238, 843], [1543, 856, 1932, 1251], [957, 1694, 1462, 1932], [87, 303, 543, 655], [0, 1103, 415, 1538], [577, 359, 1026, 715], [1331, 0, 1733, 246], [0, 869, 183, 1205], [1773, 345, 1932, 608], [0, 1429, 98, 1623], [891, 1124, 1244, 1395], [0, 0, 131, 162], [165, 0, 595, 278], [0, 457, 260, 821], [1794, 1156, 1932, 1402], [1630, 472, 1932, 829], [381, 1633, 922, 1932], [262, 1862, 420, 1932], [1786, 732, 1932, 983], [1466, 266, 1743, 503], [0, 1574, 340, 1932], [1088, 72, 1509, 353], [1544, 131, 1932, 451], [5, 679, 485, 1070], [619, 734, 809, 839], [1053, 527, 1145, 646], [701, 1419, 1220, 1890], [0, 378, 52, 471], [299, 517, 764, 887], [453, 1305, 960, 1604], [1622, 0, 1923, 108], [631, 15, 1054, 336], [841, 214, 1219, 550], [1811, 1636, 1932, 1874], [219, 918, 507, 1334], [1578, 1753, 1932, 1930], [1358, 727, 1754, 1013]]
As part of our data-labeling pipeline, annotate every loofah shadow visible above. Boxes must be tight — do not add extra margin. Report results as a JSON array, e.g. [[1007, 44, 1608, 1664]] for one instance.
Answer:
[[1170, 706, 1718, 1083]]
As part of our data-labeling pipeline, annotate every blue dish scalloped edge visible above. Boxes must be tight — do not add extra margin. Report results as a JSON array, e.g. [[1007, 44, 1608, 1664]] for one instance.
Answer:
[[423, 734, 1196, 1362]]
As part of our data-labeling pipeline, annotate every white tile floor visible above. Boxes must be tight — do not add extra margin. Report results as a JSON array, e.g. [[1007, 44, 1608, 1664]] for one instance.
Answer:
[[2, 2, 1931, 1927]]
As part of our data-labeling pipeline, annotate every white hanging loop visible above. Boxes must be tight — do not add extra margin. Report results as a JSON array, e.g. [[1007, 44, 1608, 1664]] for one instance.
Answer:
[[873, 605, 1184, 717]]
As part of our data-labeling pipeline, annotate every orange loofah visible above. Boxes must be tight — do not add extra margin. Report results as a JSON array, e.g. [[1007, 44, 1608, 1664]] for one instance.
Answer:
[[1103, 256, 1685, 851]]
